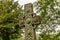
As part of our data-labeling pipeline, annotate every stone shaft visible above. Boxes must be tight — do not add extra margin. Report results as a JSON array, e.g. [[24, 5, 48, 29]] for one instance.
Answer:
[[24, 3, 36, 40]]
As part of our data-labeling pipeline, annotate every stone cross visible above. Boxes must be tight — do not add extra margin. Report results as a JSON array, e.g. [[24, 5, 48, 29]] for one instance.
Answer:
[[19, 3, 41, 40], [24, 3, 36, 40]]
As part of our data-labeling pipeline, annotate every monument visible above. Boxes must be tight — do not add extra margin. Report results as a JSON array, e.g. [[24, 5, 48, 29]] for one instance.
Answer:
[[24, 3, 36, 40], [19, 3, 41, 40]]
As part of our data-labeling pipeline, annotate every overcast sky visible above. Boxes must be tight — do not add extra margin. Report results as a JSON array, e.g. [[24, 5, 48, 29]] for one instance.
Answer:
[[15, 0, 37, 5]]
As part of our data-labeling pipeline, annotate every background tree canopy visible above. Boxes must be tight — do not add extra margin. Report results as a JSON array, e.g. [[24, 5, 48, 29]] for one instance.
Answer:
[[0, 0, 22, 28], [0, 0, 23, 40], [34, 0, 60, 40], [34, 0, 60, 34]]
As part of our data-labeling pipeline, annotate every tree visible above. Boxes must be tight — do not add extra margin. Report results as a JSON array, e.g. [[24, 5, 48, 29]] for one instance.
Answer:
[[0, 0, 23, 40], [34, 0, 60, 39]]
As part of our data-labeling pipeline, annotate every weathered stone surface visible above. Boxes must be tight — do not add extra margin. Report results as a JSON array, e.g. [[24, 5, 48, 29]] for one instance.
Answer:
[[24, 3, 36, 40]]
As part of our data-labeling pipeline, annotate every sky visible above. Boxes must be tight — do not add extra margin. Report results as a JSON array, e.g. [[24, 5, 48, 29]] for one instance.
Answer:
[[15, 0, 37, 5], [14, 0, 37, 14]]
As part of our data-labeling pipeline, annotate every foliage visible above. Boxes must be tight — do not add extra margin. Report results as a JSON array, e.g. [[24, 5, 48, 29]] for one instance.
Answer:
[[0, 0, 22, 28], [38, 32, 60, 40], [34, 0, 60, 34], [34, 0, 60, 40], [0, 0, 23, 40]]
